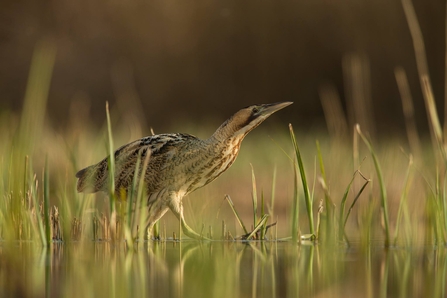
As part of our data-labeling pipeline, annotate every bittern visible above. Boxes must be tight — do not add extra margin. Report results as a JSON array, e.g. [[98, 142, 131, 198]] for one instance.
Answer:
[[76, 102, 292, 239]]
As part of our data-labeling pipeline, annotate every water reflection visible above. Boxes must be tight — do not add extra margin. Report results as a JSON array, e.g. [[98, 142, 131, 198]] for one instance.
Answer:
[[1, 241, 446, 297]]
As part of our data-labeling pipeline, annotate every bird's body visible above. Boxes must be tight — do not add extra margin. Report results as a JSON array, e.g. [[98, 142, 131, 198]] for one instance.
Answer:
[[76, 102, 292, 239]]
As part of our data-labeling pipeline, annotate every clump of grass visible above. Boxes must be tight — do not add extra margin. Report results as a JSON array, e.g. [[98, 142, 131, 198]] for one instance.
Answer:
[[225, 167, 274, 240]]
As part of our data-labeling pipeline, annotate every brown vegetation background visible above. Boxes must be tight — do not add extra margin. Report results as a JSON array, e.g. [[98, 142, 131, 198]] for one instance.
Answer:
[[0, 0, 445, 134]]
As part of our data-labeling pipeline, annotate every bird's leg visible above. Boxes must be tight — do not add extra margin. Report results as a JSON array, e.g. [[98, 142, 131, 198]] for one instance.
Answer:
[[180, 218, 208, 240], [168, 199, 210, 240], [144, 199, 169, 240]]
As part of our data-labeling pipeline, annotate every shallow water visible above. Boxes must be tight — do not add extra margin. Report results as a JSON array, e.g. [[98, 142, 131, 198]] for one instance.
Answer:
[[1, 240, 446, 297]]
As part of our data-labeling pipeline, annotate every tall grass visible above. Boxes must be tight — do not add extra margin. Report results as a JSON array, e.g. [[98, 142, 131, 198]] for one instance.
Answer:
[[105, 101, 120, 241], [289, 124, 314, 237]]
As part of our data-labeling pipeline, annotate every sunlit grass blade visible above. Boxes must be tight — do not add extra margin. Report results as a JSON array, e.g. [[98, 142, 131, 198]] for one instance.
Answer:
[[421, 76, 447, 162], [316, 140, 336, 242], [58, 173, 74, 242], [105, 102, 117, 240], [401, 0, 446, 163], [269, 166, 277, 239], [443, 171, 447, 242], [250, 164, 258, 231], [356, 124, 391, 246], [343, 176, 370, 232], [260, 191, 266, 240], [136, 150, 151, 240], [432, 170, 445, 244], [338, 172, 356, 242], [124, 151, 142, 246], [30, 171, 46, 245], [17, 39, 56, 156], [316, 198, 323, 240], [23, 156, 28, 203], [269, 165, 277, 216], [394, 67, 422, 159], [148, 128, 160, 240], [393, 155, 413, 246], [225, 195, 248, 235], [291, 152, 300, 242], [289, 124, 314, 235], [43, 156, 51, 245]]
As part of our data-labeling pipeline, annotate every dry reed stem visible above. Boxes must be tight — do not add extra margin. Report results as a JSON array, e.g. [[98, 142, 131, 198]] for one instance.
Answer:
[[394, 67, 422, 159], [319, 83, 348, 140], [342, 53, 374, 138]]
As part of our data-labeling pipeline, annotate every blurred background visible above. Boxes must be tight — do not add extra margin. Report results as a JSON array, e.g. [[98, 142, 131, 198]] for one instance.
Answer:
[[1, 0, 445, 136]]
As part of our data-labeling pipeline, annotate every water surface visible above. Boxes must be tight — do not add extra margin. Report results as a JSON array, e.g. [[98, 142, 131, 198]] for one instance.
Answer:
[[1, 241, 446, 297]]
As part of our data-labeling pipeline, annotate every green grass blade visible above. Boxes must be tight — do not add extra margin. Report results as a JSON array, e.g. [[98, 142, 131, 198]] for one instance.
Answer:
[[30, 169, 46, 245], [105, 102, 116, 213], [269, 166, 277, 239], [291, 154, 300, 242], [225, 195, 248, 235], [44, 156, 51, 245], [289, 124, 314, 235], [356, 124, 391, 246], [128, 152, 141, 228], [246, 214, 269, 240], [250, 164, 258, 231], [270, 165, 277, 216], [343, 178, 370, 230], [443, 170, 447, 242], [137, 151, 151, 240], [316, 140, 336, 243], [393, 156, 413, 246], [105, 102, 117, 240], [124, 150, 142, 246], [339, 172, 356, 242], [261, 191, 266, 240], [421, 76, 447, 162]]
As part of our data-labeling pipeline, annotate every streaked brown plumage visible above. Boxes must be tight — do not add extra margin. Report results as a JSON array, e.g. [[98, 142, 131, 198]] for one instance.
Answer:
[[76, 102, 292, 239]]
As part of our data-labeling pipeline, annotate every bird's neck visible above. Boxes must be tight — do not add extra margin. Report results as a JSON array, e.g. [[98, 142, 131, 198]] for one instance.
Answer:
[[207, 127, 246, 150], [209, 117, 252, 142], [210, 118, 236, 141], [205, 132, 246, 171]]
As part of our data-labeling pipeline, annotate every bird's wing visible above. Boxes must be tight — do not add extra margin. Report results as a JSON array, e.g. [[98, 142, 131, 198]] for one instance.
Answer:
[[75, 133, 195, 194]]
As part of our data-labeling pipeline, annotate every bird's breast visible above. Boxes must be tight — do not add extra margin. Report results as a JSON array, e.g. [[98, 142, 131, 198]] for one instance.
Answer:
[[181, 136, 243, 194]]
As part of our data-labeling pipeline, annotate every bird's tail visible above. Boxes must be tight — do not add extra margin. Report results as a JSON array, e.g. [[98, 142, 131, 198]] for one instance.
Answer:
[[75, 159, 108, 193]]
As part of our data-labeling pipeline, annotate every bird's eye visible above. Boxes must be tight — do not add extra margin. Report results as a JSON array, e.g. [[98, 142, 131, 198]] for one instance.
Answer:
[[252, 107, 259, 114]]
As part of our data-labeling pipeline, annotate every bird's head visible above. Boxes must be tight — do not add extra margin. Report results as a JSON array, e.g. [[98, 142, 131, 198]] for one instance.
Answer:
[[213, 102, 293, 140]]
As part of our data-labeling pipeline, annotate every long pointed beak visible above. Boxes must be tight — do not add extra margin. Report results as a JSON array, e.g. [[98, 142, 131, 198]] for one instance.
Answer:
[[261, 101, 293, 116]]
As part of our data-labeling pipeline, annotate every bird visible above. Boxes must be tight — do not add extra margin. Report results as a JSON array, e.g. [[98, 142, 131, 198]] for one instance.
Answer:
[[75, 102, 293, 240]]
